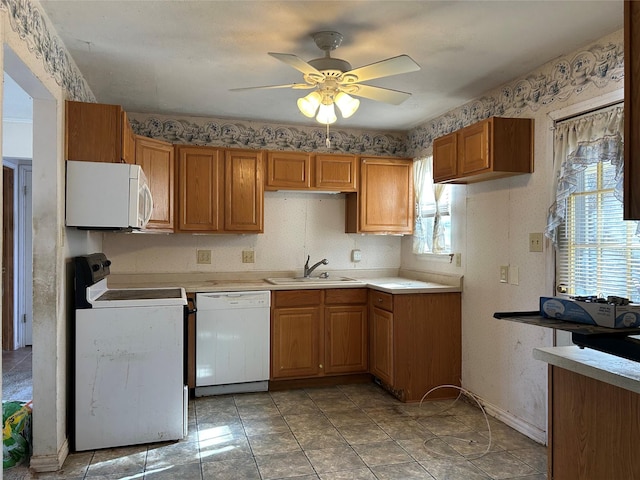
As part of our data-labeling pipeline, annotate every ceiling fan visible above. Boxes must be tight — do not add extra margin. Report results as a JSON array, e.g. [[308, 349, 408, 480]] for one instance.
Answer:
[[231, 31, 421, 125]]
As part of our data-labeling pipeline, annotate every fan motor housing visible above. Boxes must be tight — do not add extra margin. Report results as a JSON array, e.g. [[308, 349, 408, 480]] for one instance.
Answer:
[[308, 57, 352, 74]]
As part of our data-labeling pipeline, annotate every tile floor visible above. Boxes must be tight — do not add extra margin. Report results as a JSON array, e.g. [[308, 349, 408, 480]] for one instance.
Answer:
[[3, 347, 33, 402], [3, 376, 548, 480]]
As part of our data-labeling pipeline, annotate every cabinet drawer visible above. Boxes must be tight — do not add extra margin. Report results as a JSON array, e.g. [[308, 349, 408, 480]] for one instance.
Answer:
[[325, 288, 368, 305], [273, 290, 322, 307], [370, 291, 393, 311]]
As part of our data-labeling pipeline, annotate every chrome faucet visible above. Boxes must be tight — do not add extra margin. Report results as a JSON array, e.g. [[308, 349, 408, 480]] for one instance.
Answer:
[[303, 255, 328, 278]]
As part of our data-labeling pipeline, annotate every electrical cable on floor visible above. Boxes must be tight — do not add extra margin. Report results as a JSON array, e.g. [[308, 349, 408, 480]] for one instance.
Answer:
[[418, 384, 493, 460]]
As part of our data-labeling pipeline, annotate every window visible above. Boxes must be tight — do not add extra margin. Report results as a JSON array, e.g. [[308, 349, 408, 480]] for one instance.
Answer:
[[413, 156, 452, 254], [547, 105, 640, 302]]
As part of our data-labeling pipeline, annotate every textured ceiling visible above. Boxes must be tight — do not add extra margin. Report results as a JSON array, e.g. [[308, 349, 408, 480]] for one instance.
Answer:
[[12, 1, 625, 131]]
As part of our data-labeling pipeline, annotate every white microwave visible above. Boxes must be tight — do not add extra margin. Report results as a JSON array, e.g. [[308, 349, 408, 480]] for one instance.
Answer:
[[65, 161, 153, 230]]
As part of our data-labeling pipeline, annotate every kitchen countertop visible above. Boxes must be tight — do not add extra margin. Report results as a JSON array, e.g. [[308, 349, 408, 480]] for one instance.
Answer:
[[108, 271, 462, 294], [533, 345, 640, 395]]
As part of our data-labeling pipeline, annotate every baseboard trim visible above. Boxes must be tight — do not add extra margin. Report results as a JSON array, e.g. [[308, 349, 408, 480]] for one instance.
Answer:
[[467, 392, 547, 445], [29, 437, 69, 473]]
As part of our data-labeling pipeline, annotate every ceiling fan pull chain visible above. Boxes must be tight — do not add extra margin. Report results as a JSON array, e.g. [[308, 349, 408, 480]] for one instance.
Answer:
[[326, 123, 331, 148]]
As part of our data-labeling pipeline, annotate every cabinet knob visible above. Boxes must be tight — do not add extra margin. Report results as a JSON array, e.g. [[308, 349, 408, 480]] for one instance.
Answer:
[[319, 364, 323, 369], [377, 298, 383, 302]]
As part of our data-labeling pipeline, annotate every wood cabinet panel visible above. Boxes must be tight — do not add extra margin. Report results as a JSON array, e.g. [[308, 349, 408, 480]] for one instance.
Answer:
[[369, 291, 393, 312], [549, 366, 640, 479], [370, 306, 394, 385], [273, 290, 323, 308], [458, 121, 490, 175], [266, 151, 311, 189], [176, 146, 223, 232], [271, 306, 321, 379], [136, 136, 174, 231], [432, 133, 457, 181], [325, 306, 368, 374], [346, 157, 414, 234], [66, 100, 134, 164], [325, 288, 368, 305], [224, 149, 264, 232], [625, 1, 640, 219], [315, 155, 357, 191]]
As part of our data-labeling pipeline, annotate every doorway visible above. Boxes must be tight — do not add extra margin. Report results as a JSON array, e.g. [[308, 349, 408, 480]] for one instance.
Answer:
[[3, 72, 34, 401]]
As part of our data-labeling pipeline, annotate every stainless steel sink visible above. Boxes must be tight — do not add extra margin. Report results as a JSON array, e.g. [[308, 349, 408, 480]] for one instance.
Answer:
[[265, 276, 362, 286]]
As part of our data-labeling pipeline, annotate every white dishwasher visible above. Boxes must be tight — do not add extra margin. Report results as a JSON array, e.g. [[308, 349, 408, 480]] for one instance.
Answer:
[[195, 291, 271, 396]]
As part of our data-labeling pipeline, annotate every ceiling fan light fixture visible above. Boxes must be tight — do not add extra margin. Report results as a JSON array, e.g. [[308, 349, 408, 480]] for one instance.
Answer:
[[316, 102, 337, 124], [297, 91, 322, 117], [334, 92, 360, 118]]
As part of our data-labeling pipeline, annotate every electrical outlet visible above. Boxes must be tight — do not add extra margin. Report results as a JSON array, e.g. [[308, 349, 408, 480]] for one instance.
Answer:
[[197, 249, 211, 264], [242, 250, 255, 263], [455, 253, 461, 267], [500, 265, 509, 283], [351, 249, 362, 262], [529, 232, 543, 252]]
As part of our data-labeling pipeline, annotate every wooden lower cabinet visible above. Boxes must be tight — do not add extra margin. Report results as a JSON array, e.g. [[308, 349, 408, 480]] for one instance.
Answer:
[[549, 366, 640, 479], [271, 289, 368, 380], [369, 290, 461, 402]]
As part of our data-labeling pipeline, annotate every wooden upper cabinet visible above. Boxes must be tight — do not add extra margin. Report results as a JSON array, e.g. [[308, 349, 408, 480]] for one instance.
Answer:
[[433, 117, 533, 184], [315, 155, 357, 191], [266, 151, 311, 189], [224, 149, 264, 233], [625, 1, 640, 219], [345, 157, 414, 234], [432, 133, 457, 181], [135, 136, 174, 232], [266, 151, 357, 191], [65, 100, 135, 164], [175, 146, 223, 232]]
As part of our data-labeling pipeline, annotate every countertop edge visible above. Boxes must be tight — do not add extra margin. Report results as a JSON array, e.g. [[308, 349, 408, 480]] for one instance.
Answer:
[[533, 346, 640, 395]]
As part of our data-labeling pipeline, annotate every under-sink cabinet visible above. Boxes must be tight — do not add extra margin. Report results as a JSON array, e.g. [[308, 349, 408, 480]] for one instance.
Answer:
[[271, 288, 368, 381], [265, 151, 357, 192], [369, 290, 461, 402], [66, 100, 136, 164], [433, 117, 533, 184], [175, 146, 264, 233], [345, 157, 414, 234], [135, 135, 174, 232]]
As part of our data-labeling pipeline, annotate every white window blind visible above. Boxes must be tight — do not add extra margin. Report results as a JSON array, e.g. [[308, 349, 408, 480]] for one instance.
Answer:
[[413, 156, 452, 254], [548, 105, 640, 301]]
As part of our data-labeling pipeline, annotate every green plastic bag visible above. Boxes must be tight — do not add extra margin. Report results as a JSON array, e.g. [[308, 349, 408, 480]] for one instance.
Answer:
[[3, 401, 32, 469]]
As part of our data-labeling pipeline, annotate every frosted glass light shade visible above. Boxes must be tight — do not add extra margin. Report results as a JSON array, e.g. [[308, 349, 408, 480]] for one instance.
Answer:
[[316, 103, 337, 124], [334, 92, 360, 118], [297, 91, 322, 118]]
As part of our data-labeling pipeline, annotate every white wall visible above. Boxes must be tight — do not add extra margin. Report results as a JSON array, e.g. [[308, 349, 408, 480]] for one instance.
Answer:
[[402, 29, 624, 443], [3, 121, 32, 158], [104, 191, 402, 275]]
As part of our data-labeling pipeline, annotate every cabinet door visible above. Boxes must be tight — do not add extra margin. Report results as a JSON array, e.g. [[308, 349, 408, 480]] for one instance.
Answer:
[[176, 146, 223, 232], [458, 120, 491, 176], [271, 306, 321, 379], [625, 1, 640, 219], [66, 100, 127, 163], [136, 136, 174, 231], [433, 133, 457, 182], [315, 155, 357, 191], [266, 151, 311, 189], [357, 157, 414, 234], [224, 149, 264, 232], [370, 306, 393, 385], [121, 111, 136, 165], [325, 305, 367, 374]]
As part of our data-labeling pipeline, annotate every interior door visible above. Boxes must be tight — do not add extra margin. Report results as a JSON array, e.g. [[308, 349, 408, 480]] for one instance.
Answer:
[[3, 166, 15, 350], [21, 166, 32, 346]]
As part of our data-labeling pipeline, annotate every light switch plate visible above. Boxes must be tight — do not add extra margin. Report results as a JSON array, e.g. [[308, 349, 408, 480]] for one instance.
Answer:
[[351, 249, 362, 262], [500, 265, 509, 283]]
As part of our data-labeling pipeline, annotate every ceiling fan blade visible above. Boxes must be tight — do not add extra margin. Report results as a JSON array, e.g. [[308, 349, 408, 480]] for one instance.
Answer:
[[230, 83, 314, 92], [347, 84, 412, 105], [341, 55, 420, 83], [268, 52, 323, 77]]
